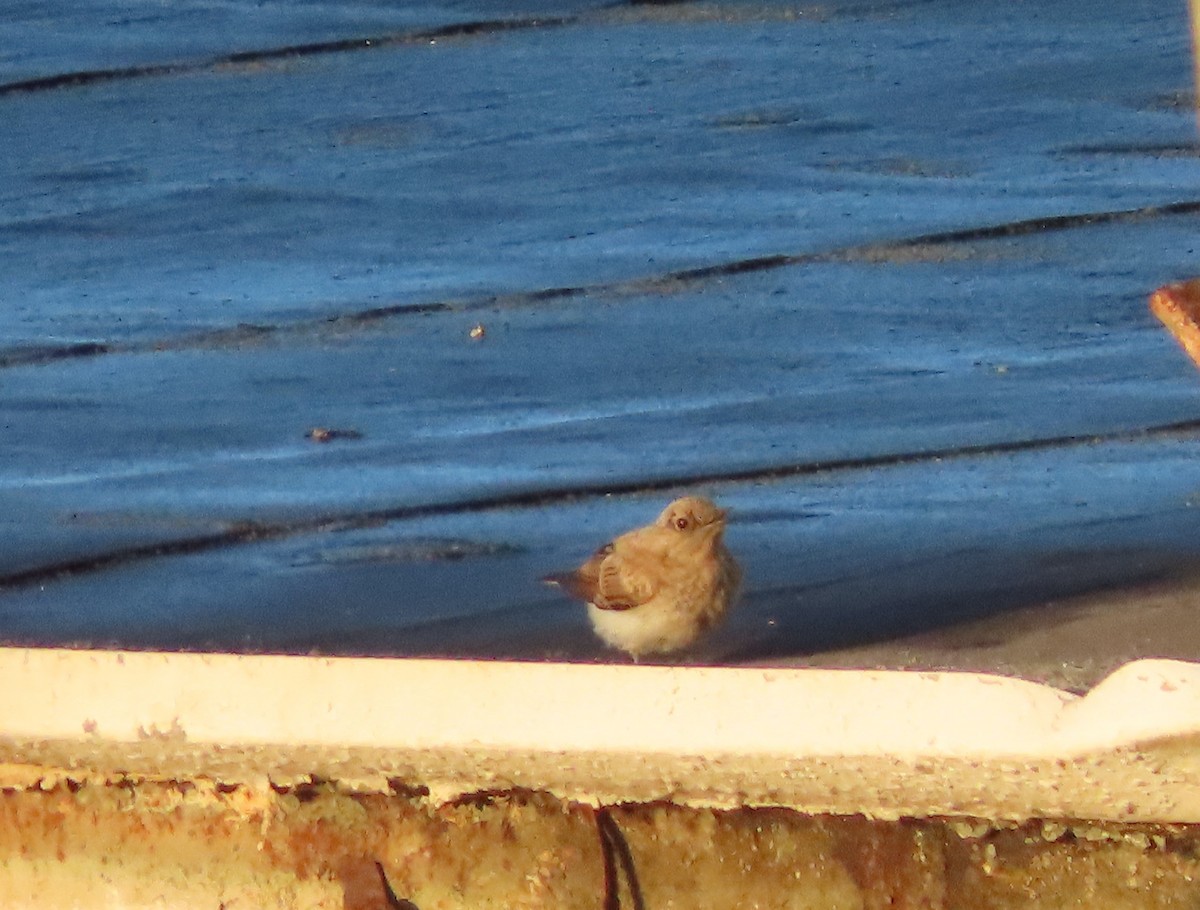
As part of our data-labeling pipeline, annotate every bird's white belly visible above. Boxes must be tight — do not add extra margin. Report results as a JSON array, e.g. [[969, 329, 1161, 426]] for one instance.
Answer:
[[587, 597, 711, 658]]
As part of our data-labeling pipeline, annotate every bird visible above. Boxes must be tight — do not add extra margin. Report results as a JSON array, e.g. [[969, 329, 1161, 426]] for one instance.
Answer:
[[542, 496, 741, 659]]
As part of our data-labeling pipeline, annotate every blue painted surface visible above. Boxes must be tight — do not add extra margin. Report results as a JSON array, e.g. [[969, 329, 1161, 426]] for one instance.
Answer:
[[2, 0, 1200, 660]]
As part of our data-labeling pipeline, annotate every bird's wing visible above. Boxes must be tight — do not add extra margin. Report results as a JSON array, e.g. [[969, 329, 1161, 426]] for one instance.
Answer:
[[541, 543, 610, 603], [594, 547, 658, 611]]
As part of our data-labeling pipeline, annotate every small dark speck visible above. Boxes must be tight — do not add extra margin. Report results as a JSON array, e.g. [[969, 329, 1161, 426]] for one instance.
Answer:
[[306, 427, 364, 443]]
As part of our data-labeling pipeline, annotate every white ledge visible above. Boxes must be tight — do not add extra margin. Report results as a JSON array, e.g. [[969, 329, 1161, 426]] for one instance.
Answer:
[[3, 648, 1200, 821]]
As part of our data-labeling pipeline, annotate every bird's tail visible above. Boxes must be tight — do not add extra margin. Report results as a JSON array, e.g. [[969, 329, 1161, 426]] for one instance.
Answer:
[[541, 571, 590, 602]]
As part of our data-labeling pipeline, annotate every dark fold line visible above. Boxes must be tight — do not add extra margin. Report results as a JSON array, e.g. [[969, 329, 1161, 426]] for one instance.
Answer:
[[0, 62, 185, 95], [874, 199, 1200, 247], [1058, 143, 1200, 157], [3, 197, 1198, 370], [3, 417, 1199, 592], [0, 16, 572, 97], [0, 342, 118, 367]]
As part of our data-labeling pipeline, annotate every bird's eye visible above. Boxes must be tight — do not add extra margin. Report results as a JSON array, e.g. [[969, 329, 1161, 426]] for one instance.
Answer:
[[675, 517, 689, 530]]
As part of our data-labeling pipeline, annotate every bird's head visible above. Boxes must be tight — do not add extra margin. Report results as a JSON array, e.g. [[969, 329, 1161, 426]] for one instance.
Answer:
[[657, 496, 728, 538]]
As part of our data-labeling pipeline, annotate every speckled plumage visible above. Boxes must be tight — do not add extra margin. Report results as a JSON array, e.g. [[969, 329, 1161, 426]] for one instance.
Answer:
[[543, 496, 741, 659]]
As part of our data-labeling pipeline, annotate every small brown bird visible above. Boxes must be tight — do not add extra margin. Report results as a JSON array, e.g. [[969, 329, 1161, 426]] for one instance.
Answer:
[[543, 496, 741, 659]]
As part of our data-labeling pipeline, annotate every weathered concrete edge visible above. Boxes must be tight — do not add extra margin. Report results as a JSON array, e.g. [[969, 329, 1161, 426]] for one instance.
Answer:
[[2, 648, 1198, 822]]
